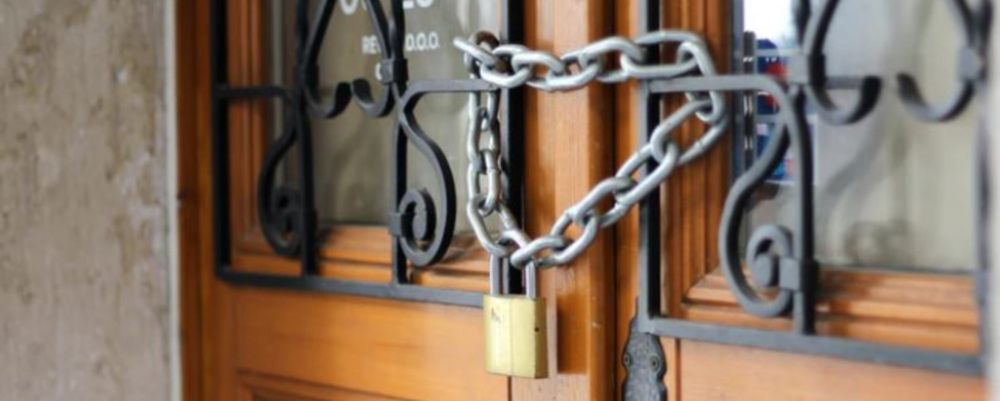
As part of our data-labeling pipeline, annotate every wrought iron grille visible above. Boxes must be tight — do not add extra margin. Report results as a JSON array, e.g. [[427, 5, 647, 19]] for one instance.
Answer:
[[633, 0, 991, 376], [209, 0, 991, 381], [210, 0, 524, 306]]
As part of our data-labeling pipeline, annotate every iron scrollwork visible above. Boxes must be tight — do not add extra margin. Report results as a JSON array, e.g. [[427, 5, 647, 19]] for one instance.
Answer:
[[211, 0, 523, 305], [636, 0, 991, 378], [718, 0, 991, 335], [392, 80, 484, 268]]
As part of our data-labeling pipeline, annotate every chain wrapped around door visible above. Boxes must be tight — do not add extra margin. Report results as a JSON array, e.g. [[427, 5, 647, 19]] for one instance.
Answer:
[[455, 30, 731, 384], [457, 31, 727, 272], [456, 0, 991, 382]]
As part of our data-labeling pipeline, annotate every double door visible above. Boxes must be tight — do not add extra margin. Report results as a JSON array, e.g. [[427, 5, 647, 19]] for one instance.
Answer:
[[178, 0, 987, 400]]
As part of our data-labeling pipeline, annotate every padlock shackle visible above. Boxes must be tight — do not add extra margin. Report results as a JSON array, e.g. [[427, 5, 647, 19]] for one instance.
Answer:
[[525, 262, 538, 299], [490, 254, 539, 299], [489, 255, 503, 295]]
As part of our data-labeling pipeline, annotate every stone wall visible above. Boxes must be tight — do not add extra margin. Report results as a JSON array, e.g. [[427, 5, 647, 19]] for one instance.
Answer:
[[990, 1, 1000, 398], [0, 1, 169, 400]]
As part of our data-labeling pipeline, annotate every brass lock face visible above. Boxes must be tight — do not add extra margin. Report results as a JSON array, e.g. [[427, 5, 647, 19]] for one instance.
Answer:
[[483, 258, 548, 378]]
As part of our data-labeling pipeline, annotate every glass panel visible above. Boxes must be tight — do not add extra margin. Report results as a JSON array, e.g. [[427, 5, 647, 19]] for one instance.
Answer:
[[267, 0, 501, 230], [740, 0, 977, 271]]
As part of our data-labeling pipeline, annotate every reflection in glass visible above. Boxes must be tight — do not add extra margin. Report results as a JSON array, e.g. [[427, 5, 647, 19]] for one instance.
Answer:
[[740, 0, 977, 271], [266, 0, 500, 231]]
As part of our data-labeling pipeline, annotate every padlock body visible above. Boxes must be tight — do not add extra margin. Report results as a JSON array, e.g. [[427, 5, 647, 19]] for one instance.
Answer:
[[483, 294, 548, 378]]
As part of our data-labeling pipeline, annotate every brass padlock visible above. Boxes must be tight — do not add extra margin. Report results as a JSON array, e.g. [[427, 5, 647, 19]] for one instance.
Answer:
[[483, 257, 548, 378]]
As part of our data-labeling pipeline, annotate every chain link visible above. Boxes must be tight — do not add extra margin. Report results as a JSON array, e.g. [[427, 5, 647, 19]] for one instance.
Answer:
[[458, 30, 728, 273]]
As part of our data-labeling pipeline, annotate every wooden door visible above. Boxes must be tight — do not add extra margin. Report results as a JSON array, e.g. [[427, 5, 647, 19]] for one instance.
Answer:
[[177, 0, 988, 400]]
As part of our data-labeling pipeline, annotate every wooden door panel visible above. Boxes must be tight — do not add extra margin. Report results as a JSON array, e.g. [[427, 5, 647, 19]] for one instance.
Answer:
[[238, 371, 408, 401], [233, 289, 506, 401], [178, 0, 989, 399], [659, 338, 983, 400], [678, 341, 983, 401], [516, 0, 618, 399], [610, 0, 986, 399]]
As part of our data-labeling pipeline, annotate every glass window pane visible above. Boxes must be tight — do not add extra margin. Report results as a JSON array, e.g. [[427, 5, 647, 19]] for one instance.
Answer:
[[740, 0, 977, 271], [266, 0, 500, 232]]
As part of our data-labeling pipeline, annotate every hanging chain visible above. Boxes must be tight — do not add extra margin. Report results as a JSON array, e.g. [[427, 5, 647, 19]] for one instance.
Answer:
[[458, 30, 728, 271]]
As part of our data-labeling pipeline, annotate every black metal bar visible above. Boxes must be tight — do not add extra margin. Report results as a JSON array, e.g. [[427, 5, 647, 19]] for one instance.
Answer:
[[390, 119, 408, 285], [294, 92, 319, 277], [217, 269, 482, 307], [792, 85, 817, 335], [211, 0, 522, 307], [390, 120, 408, 284], [387, 0, 410, 286], [501, 0, 526, 295], [637, 0, 662, 323], [209, 0, 231, 276], [729, 0, 750, 191], [292, 0, 318, 276]]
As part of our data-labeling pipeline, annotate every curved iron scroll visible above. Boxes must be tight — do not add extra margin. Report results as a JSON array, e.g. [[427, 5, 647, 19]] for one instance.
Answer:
[[211, 0, 523, 305], [393, 80, 498, 267], [636, 0, 991, 376], [256, 0, 407, 260], [718, 76, 813, 331], [722, 0, 991, 335]]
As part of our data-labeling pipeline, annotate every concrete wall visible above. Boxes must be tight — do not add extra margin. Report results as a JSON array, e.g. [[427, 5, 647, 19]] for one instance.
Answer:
[[990, 0, 1000, 397], [0, 1, 170, 400]]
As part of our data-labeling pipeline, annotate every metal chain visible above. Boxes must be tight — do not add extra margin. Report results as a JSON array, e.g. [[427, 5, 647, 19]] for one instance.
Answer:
[[458, 30, 728, 273]]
